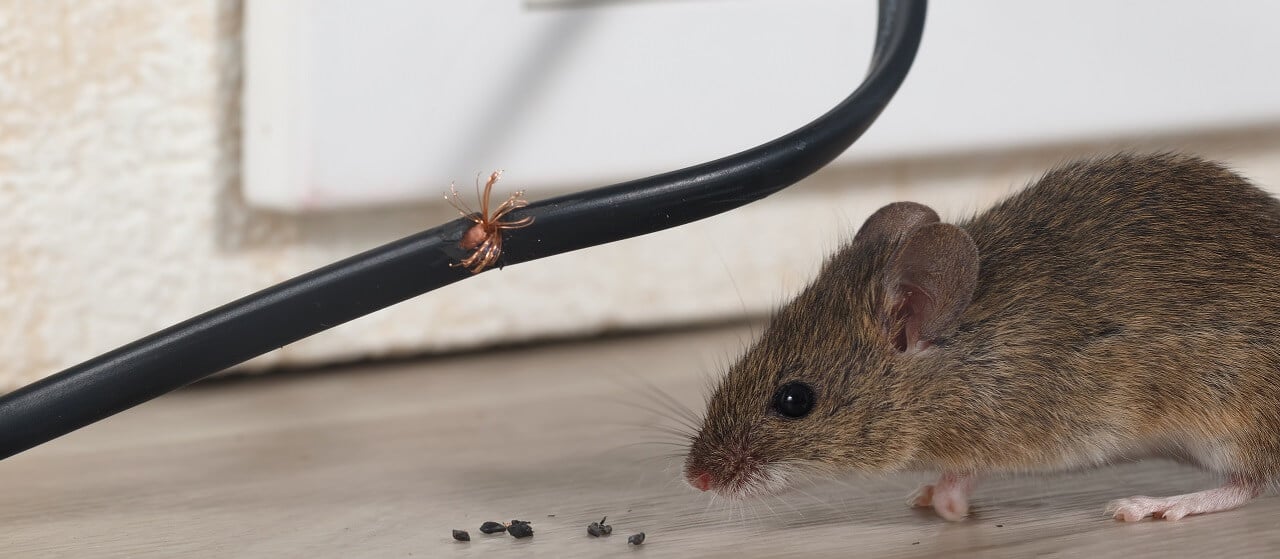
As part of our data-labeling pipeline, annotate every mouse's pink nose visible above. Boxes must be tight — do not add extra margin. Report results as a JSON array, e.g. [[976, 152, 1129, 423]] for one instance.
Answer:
[[691, 472, 713, 492]]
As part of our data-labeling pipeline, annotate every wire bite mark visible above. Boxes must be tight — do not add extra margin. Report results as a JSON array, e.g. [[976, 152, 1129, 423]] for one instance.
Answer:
[[444, 170, 535, 273]]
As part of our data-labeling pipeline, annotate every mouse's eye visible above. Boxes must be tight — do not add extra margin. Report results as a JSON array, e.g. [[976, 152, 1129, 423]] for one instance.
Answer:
[[771, 381, 816, 419]]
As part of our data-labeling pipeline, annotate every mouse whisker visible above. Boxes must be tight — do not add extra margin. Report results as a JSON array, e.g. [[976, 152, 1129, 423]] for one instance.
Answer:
[[599, 381, 704, 433], [776, 459, 876, 504], [765, 493, 806, 521], [595, 419, 693, 439], [787, 481, 859, 522], [593, 402, 699, 439], [632, 380, 705, 426]]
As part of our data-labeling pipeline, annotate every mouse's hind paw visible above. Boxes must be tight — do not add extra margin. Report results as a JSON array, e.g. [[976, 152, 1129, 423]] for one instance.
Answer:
[[1106, 496, 1193, 522], [1105, 478, 1261, 522]]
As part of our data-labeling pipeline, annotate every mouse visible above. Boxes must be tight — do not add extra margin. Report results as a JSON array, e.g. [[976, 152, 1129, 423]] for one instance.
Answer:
[[682, 152, 1280, 522]]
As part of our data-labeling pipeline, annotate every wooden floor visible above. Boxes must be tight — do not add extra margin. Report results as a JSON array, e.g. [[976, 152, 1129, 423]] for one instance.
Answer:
[[4, 325, 1280, 558]]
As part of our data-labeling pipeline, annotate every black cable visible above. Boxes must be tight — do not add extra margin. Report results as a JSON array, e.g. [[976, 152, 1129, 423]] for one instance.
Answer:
[[0, 0, 926, 460]]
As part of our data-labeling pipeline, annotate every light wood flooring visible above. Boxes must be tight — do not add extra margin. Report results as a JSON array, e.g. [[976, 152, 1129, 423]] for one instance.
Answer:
[[3, 325, 1279, 557]]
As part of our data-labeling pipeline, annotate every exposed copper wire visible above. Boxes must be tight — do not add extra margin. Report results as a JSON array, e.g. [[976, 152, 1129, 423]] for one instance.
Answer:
[[444, 171, 534, 273]]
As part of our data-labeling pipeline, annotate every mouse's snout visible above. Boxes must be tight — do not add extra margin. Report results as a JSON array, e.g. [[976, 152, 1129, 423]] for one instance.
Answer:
[[683, 454, 725, 493], [688, 471, 713, 492], [684, 449, 776, 498]]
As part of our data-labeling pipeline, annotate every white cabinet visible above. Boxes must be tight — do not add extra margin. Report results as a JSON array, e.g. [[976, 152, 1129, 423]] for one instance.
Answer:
[[244, 0, 1280, 212]]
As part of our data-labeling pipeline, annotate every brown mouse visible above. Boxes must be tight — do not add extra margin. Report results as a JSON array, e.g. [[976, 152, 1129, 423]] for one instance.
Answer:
[[683, 152, 1280, 522]]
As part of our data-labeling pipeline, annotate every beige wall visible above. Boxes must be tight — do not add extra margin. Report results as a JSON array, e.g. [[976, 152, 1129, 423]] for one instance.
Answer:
[[3, 1, 1280, 391]]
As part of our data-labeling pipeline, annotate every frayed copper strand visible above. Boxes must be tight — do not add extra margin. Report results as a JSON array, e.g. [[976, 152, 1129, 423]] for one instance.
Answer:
[[444, 171, 534, 273]]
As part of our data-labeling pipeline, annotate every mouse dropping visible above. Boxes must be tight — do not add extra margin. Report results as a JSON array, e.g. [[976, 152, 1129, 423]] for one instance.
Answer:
[[507, 520, 534, 539], [587, 516, 613, 537], [478, 521, 506, 534]]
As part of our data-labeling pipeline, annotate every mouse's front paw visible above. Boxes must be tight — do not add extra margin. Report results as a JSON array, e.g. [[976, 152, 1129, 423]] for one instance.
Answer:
[[930, 488, 970, 521], [907, 474, 973, 521], [907, 484, 935, 508]]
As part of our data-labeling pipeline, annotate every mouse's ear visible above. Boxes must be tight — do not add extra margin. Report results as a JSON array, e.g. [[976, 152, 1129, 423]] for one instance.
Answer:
[[884, 223, 978, 354], [854, 202, 940, 247]]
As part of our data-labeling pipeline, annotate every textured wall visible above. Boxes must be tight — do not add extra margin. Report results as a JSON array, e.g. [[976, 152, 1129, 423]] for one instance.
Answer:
[[2, 1, 1279, 392], [0, 0, 263, 389]]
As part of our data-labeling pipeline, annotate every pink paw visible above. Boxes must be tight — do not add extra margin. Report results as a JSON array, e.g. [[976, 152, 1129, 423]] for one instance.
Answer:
[[1105, 482, 1260, 522], [1106, 496, 1191, 522], [907, 482, 970, 521], [908, 484, 935, 508]]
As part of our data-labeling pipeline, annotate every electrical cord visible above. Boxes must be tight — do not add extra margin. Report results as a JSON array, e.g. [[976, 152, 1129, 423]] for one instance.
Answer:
[[0, 0, 927, 460]]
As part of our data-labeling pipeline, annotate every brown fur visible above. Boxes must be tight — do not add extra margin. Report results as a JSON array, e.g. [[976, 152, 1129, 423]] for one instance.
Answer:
[[686, 153, 1280, 498]]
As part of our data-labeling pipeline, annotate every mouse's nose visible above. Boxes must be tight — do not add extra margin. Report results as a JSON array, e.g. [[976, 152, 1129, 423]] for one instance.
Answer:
[[691, 472, 713, 492]]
